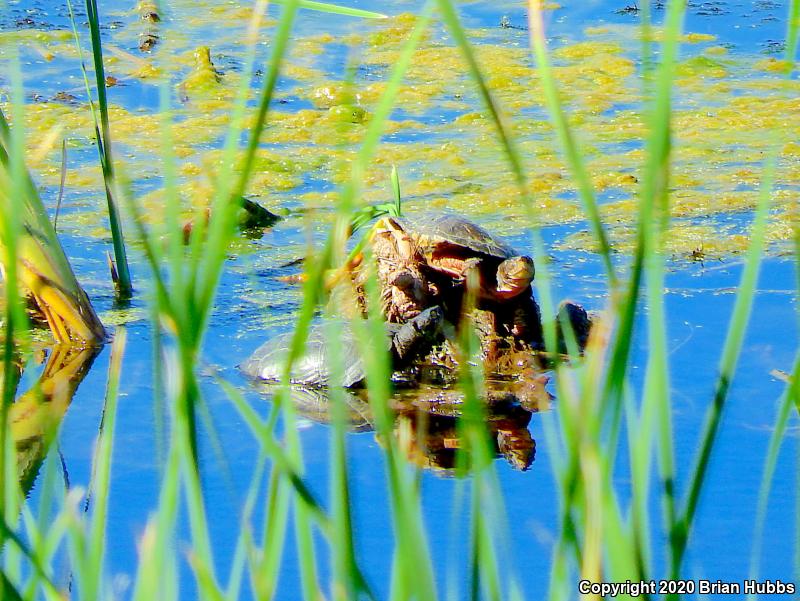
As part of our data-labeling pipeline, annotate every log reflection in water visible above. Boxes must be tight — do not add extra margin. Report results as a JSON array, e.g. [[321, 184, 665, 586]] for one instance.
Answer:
[[10, 344, 101, 492]]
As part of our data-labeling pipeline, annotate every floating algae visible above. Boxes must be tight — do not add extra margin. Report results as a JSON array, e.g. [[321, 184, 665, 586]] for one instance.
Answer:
[[5, 9, 799, 263]]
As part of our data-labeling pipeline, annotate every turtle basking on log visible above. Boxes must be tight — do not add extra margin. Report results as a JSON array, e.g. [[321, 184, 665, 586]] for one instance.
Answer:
[[366, 213, 543, 348], [380, 213, 536, 302]]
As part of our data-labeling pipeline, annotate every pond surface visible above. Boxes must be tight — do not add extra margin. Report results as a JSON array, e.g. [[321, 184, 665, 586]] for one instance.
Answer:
[[3, 0, 800, 598]]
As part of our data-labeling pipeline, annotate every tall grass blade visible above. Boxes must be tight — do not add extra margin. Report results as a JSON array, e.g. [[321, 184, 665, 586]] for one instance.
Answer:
[[256, 470, 291, 598], [671, 129, 777, 580], [82, 327, 126, 599], [0, 48, 27, 536], [353, 3, 433, 173], [53, 140, 66, 232], [603, 0, 686, 441], [526, 0, 616, 288], [629, 0, 685, 578], [671, 0, 800, 578], [355, 261, 438, 601], [434, 0, 521, 190], [390, 166, 402, 216], [65, 0, 133, 298], [434, 0, 559, 362], [218, 379, 331, 526], [223, 455, 266, 600], [324, 321, 361, 600], [85, 0, 132, 298], [0, 516, 62, 600], [527, 0, 666, 585], [329, 8, 441, 597], [195, 0, 300, 334], [746, 354, 800, 598]]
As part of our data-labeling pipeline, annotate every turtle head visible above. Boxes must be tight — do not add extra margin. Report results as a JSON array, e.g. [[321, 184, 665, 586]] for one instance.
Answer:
[[496, 256, 535, 296]]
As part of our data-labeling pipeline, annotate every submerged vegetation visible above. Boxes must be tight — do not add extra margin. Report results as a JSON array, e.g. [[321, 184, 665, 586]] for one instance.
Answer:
[[0, 0, 798, 600]]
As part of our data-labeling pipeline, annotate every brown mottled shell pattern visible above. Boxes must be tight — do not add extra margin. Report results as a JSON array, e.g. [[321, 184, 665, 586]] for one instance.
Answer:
[[398, 213, 517, 259]]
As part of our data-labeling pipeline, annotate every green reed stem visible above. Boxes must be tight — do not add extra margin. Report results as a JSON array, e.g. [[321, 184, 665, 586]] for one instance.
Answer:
[[670, 147, 776, 582], [218, 380, 331, 527], [0, 51, 28, 544], [0, 182, 17, 551], [84, 327, 126, 600], [324, 321, 361, 600], [257, 471, 291, 598], [329, 7, 440, 599], [603, 0, 685, 441], [0, 516, 61, 599], [670, 0, 800, 581], [527, 2, 616, 289], [354, 258, 438, 601], [633, 0, 685, 582], [436, 0, 560, 357], [74, 0, 133, 298], [223, 455, 266, 600], [197, 0, 301, 322], [796, 443, 800, 587], [131, 439, 181, 601], [746, 353, 800, 599]]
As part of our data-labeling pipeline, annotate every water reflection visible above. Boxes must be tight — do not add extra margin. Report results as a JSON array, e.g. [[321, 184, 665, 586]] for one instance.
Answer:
[[255, 369, 552, 474], [8, 344, 100, 492], [391, 402, 536, 473]]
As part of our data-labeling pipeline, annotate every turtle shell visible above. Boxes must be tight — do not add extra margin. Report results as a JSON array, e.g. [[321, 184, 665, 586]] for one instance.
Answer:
[[240, 322, 390, 388], [397, 213, 517, 259]]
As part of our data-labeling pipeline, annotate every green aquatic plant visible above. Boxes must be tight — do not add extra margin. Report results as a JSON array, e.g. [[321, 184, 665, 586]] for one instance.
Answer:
[[65, 0, 133, 299], [116, 1, 397, 598], [525, 1, 800, 598]]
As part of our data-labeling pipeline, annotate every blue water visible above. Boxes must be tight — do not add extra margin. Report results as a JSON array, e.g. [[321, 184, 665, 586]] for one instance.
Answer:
[[5, 0, 800, 599]]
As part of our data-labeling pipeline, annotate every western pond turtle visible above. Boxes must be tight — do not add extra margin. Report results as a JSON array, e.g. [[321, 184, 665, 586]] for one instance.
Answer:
[[389, 213, 536, 302], [240, 306, 444, 388]]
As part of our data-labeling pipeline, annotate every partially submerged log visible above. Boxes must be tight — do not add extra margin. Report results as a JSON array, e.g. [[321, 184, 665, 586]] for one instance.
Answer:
[[0, 110, 106, 346]]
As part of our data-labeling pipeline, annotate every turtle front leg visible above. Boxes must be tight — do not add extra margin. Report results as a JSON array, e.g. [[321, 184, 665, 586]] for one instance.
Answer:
[[500, 291, 543, 349], [391, 306, 444, 364], [460, 257, 483, 286]]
